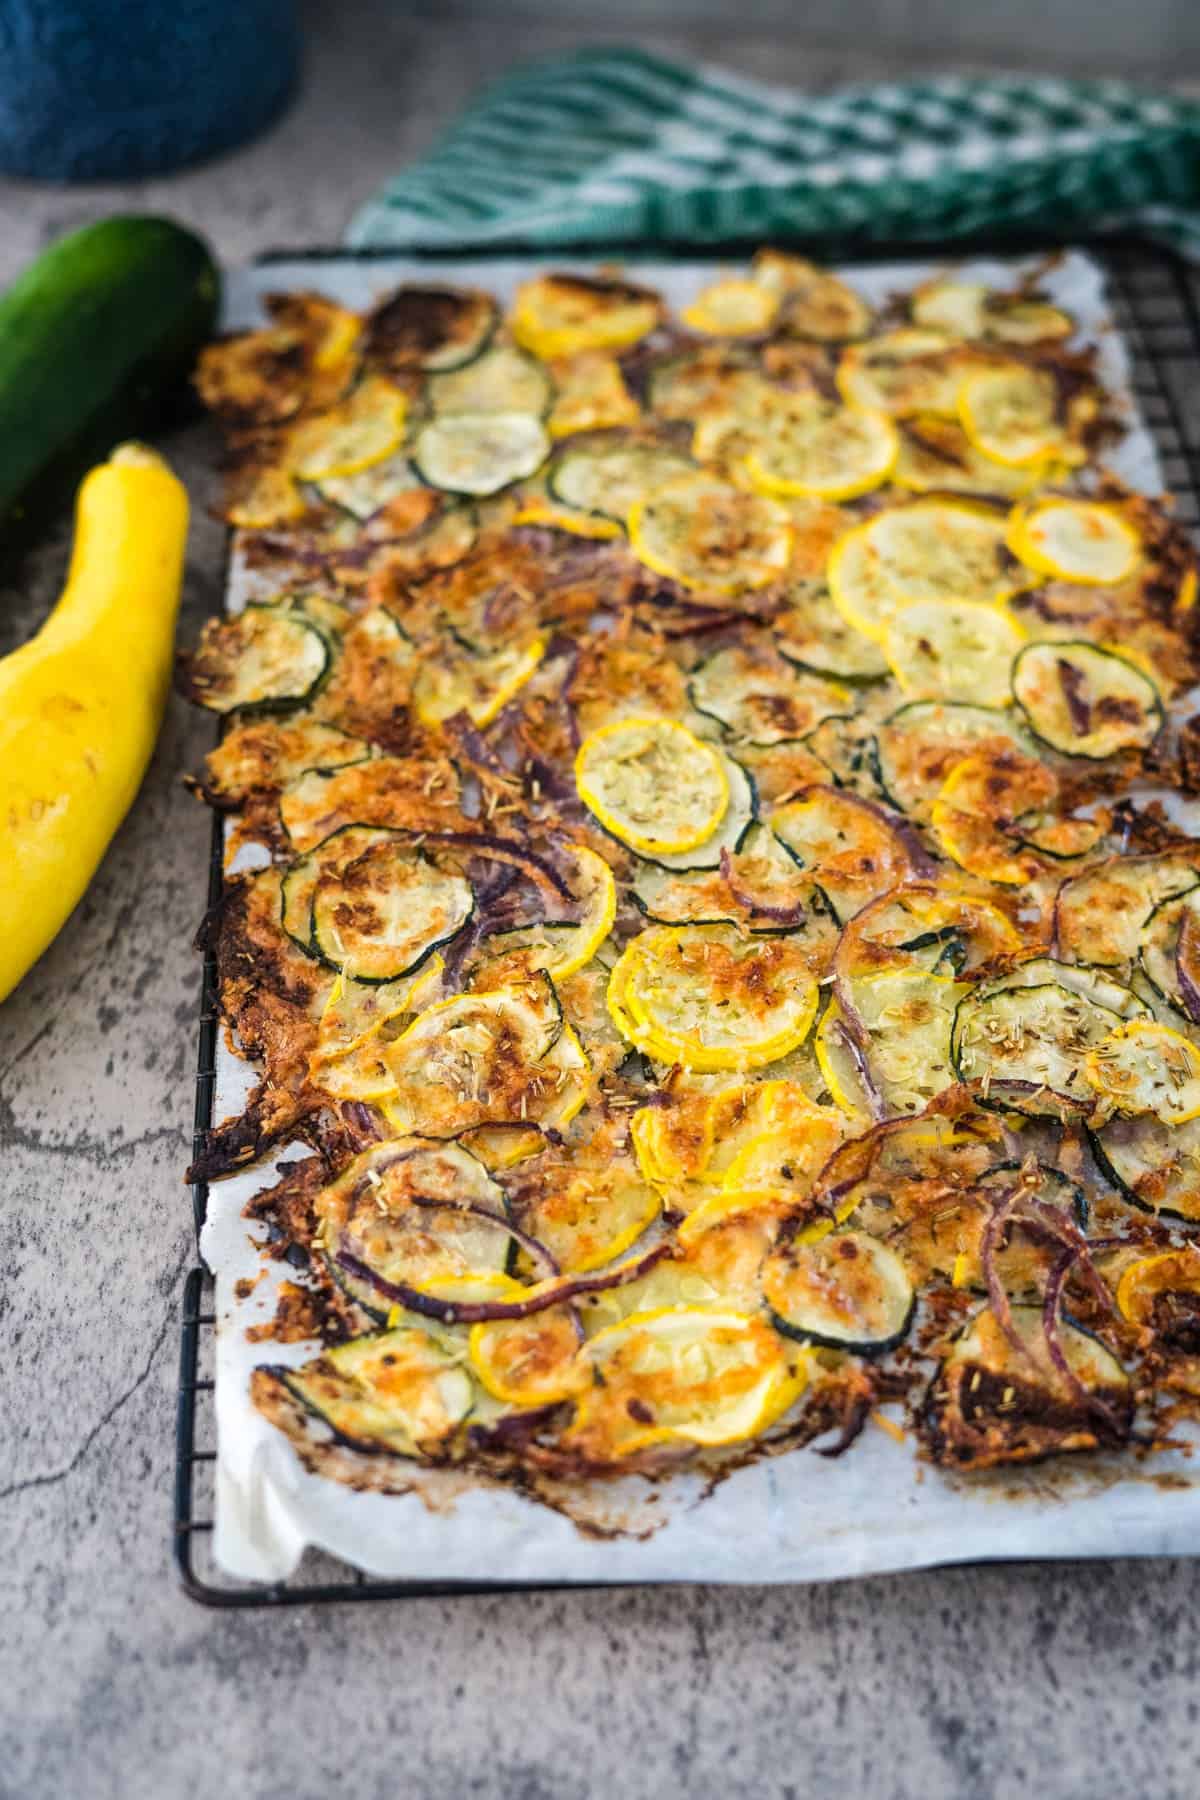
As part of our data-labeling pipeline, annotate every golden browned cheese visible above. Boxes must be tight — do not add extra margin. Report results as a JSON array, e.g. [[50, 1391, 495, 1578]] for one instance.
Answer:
[[183, 256, 1200, 1493]]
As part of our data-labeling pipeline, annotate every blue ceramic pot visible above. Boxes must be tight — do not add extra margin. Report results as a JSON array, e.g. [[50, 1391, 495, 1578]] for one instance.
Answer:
[[0, 0, 300, 180]]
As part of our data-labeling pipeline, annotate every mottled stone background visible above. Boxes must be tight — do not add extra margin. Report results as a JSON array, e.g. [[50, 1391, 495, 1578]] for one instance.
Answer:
[[1, 7, 1198, 1796]]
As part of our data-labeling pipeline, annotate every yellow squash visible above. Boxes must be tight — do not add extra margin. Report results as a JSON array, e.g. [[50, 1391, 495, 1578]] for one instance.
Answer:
[[0, 445, 188, 1002]]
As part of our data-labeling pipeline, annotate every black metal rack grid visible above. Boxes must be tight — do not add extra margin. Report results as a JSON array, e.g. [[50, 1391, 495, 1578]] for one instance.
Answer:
[[175, 234, 1200, 1607]]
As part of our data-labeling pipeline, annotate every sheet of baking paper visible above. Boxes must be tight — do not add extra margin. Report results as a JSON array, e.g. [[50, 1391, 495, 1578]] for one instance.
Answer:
[[203, 251, 1200, 1584]]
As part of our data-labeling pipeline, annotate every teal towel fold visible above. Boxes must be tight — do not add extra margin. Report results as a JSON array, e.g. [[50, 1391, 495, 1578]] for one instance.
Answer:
[[349, 46, 1200, 256]]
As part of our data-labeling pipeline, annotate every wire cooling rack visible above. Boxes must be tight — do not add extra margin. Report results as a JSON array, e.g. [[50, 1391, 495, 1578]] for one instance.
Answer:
[[174, 234, 1200, 1607]]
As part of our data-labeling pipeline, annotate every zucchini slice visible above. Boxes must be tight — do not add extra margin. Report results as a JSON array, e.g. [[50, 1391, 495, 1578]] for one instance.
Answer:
[[628, 474, 792, 596], [548, 439, 693, 522], [1009, 498, 1141, 586], [774, 585, 890, 682], [314, 449, 424, 520], [511, 272, 662, 361], [1084, 1020, 1200, 1125], [608, 923, 820, 1071], [182, 603, 332, 715], [203, 718, 370, 806], [364, 284, 497, 374], [743, 400, 898, 502], [647, 344, 756, 420], [983, 957, 1149, 1022], [631, 826, 838, 948], [412, 410, 549, 496], [311, 840, 473, 982], [287, 376, 408, 482], [681, 276, 780, 337], [688, 644, 848, 746], [1011, 642, 1164, 759], [874, 699, 1035, 819], [574, 716, 729, 857], [317, 1138, 512, 1313], [427, 345, 553, 417], [376, 503, 480, 578], [840, 969, 968, 1116], [836, 329, 961, 416], [883, 597, 1023, 707], [910, 279, 990, 339], [770, 787, 920, 922], [281, 1327, 475, 1456], [413, 634, 545, 729], [925, 1304, 1129, 1467], [570, 1307, 804, 1457], [1055, 854, 1200, 968], [381, 987, 590, 1137], [280, 823, 399, 957], [762, 1231, 915, 1353], [1092, 1112, 1200, 1223], [952, 979, 1127, 1110], [957, 363, 1068, 467], [862, 499, 1016, 606], [1139, 882, 1200, 1014]]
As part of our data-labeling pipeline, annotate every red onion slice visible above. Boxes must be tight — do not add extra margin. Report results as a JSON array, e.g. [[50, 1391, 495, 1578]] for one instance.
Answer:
[[1177, 904, 1200, 1025], [335, 1238, 670, 1324]]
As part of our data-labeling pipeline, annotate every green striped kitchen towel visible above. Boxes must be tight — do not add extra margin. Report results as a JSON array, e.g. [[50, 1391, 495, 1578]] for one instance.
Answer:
[[349, 46, 1200, 257]]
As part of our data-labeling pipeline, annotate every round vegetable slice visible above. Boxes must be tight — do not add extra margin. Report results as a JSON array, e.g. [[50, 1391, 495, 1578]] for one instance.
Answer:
[[628, 474, 792, 596], [412, 411, 549, 496], [892, 414, 1052, 498], [957, 363, 1067, 467], [826, 520, 905, 641], [469, 1309, 586, 1406], [183, 604, 331, 715], [883, 598, 1024, 706], [751, 250, 873, 341], [609, 923, 820, 1071], [1116, 1248, 1200, 1345], [682, 277, 780, 337], [762, 1230, 914, 1353], [770, 786, 922, 922], [547, 351, 639, 438], [364, 284, 497, 373], [427, 344, 553, 417], [1139, 882, 1200, 1014], [1055, 854, 1200, 968], [743, 401, 898, 501], [311, 840, 474, 982], [548, 439, 693, 522], [570, 1307, 806, 1456], [952, 979, 1126, 1110], [1011, 641, 1164, 759], [281, 1327, 474, 1457], [471, 843, 617, 981], [282, 823, 403, 956], [837, 328, 962, 416], [1092, 1112, 1200, 1223], [873, 698, 1035, 819], [931, 747, 1055, 885], [841, 968, 968, 1116], [1084, 1020, 1200, 1125], [314, 449, 424, 521], [774, 582, 890, 681], [688, 644, 849, 746], [288, 376, 408, 481], [862, 499, 1016, 606], [635, 754, 757, 874], [413, 635, 546, 728], [910, 279, 990, 339], [511, 272, 662, 360], [575, 716, 729, 856], [1008, 498, 1141, 586]]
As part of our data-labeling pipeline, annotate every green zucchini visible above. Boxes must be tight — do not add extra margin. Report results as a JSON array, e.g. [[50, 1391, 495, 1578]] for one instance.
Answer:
[[761, 1231, 914, 1354], [0, 215, 219, 531]]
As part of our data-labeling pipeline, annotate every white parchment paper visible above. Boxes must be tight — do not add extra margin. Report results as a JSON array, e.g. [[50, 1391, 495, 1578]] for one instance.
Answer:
[[204, 251, 1200, 1583]]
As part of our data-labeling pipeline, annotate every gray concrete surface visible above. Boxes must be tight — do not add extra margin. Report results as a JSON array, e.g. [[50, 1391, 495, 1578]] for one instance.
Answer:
[[2, 8, 1199, 1798]]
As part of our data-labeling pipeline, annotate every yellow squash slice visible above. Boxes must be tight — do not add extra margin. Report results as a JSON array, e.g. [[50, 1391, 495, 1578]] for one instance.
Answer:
[[861, 499, 1016, 606], [1008, 498, 1141, 585], [574, 716, 729, 855], [511, 272, 662, 359], [958, 363, 1072, 468], [413, 635, 546, 729], [682, 276, 780, 337], [836, 328, 963, 416], [743, 400, 898, 501], [883, 598, 1024, 706], [288, 376, 408, 481], [1085, 1021, 1200, 1126], [608, 924, 820, 1071]]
